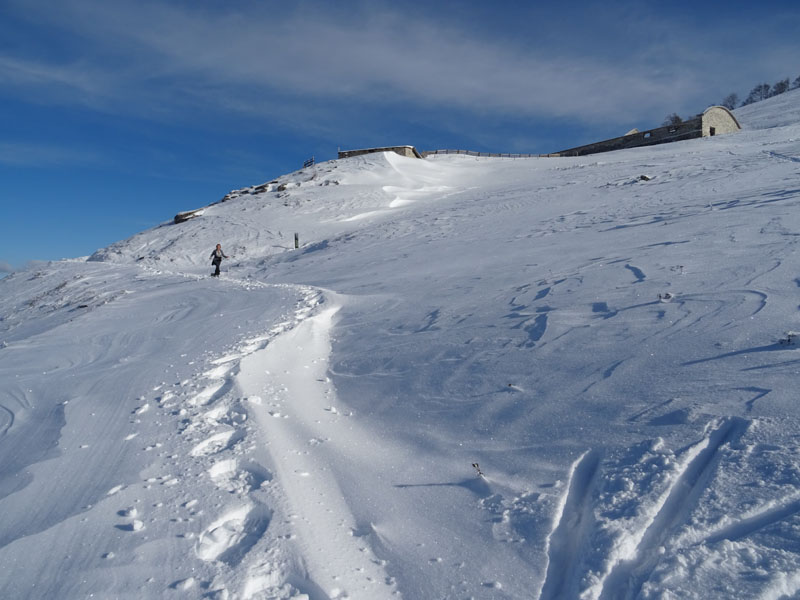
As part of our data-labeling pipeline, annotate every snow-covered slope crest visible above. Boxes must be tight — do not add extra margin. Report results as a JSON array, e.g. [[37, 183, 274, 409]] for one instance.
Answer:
[[88, 150, 469, 270], [87, 90, 800, 274], [734, 86, 800, 130], [2, 92, 800, 599]]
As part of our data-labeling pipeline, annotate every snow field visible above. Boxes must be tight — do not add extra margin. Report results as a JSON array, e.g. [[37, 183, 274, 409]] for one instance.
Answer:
[[2, 89, 800, 598], [0, 265, 324, 597]]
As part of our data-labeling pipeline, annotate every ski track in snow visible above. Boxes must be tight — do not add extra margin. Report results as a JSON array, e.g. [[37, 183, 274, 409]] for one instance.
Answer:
[[699, 493, 800, 547], [530, 414, 800, 600], [539, 450, 602, 600], [592, 418, 750, 600]]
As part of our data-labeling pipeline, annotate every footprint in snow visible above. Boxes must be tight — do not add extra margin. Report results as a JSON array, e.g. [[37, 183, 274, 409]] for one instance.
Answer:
[[189, 429, 244, 457], [169, 577, 196, 591], [189, 380, 226, 406], [195, 503, 271, 565], [208, 458, 272, 494], [115, 520, 144, 532], [203, 363, 233, 379]]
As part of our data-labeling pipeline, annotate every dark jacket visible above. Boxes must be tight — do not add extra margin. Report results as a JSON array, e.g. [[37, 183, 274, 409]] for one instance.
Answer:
[[210, 248, 228, 263]]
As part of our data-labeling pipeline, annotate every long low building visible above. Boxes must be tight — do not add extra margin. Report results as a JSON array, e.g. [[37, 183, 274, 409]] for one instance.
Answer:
[[550, 106, 741, 157], [338, 145, 423, 159]]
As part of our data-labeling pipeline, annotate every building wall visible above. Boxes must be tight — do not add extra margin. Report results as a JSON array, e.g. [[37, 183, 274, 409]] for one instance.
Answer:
[[338, 146, 422, 159], [701, 106, 741, 137], [552, 106, 741, 157], [552, 118, 702, 157], [395, 146, 419, 158]]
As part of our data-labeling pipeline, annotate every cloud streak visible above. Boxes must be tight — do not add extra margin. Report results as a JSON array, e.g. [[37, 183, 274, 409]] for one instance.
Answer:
[[2, 1, 798, 134]]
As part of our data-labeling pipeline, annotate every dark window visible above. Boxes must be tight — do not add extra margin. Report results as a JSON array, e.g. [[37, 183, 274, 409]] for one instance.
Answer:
[[709, 127, 716, 136]]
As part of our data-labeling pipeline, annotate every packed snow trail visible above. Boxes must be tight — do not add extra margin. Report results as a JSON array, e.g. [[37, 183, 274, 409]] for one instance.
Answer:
[[0, 263, 321, 598], [238, 299, 399, 599], [237, 292, 551, 599]]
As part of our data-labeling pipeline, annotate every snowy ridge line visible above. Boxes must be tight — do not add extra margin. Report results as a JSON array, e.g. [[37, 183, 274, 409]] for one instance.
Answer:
[[168, 283, 324, 598], [594, 417, 750, 600], [538, 449, 602, 600]]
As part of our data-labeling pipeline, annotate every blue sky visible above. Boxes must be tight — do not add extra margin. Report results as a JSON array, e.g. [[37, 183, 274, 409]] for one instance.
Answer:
[[2, 0, 799, 269]]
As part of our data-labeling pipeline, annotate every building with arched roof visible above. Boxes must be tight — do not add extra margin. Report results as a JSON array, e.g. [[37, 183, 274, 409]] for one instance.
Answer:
[[551, 106, 741, 157]]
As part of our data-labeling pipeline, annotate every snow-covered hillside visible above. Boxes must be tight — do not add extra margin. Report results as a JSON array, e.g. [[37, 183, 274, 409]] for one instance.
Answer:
[[2, 89, 800, 600]]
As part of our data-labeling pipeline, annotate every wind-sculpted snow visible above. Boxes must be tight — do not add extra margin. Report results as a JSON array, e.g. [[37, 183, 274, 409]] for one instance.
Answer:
[[2, 94, 800, 598], [0, 264, 313, 597]]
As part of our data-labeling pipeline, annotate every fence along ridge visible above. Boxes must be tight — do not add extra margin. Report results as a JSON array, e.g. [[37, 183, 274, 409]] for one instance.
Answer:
[[421, 149, 550, 158]]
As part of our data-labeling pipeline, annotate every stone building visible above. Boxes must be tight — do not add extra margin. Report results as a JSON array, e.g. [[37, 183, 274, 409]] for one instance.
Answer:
[[551, 106, 741, 157], [338, 145, 423, 159]]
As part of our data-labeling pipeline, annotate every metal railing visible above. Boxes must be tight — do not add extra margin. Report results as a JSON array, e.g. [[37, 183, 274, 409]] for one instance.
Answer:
[[421, 149, 547, 158]]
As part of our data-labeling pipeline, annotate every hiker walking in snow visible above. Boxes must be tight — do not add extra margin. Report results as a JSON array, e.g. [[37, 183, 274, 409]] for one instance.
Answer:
[[210, 244, 228, 277]]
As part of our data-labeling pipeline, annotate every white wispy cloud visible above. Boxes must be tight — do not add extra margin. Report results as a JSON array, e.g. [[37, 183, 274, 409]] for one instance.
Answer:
[[0, 55, 104, 96], [2, 0, 798, 130]]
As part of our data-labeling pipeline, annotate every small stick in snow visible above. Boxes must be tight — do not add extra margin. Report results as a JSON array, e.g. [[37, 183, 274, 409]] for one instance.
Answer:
[[472, 462, 485, 477]]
